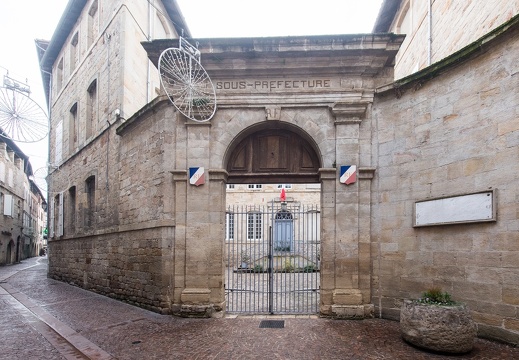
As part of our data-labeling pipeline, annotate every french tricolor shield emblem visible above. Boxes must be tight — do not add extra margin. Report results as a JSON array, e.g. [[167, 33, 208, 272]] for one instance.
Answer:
[[189, 167, 205, 186], [340, 165, 357, 185]]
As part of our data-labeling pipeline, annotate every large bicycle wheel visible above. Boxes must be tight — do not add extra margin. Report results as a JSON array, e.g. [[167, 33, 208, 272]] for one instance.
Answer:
[[0, 86, 48, 143], [159, 47, 216, 122]]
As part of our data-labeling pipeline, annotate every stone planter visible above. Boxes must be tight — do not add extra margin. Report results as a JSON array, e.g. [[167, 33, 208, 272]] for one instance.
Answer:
[[400, 300, 477, 354]]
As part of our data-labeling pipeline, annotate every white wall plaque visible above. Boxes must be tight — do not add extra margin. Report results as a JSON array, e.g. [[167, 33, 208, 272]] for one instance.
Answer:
[[414, 190, 496, 227]]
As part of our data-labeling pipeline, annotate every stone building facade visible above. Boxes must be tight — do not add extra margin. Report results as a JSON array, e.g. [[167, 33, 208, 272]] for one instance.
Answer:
[[39, 0, 518, 345], [374, 0, 519, 79]]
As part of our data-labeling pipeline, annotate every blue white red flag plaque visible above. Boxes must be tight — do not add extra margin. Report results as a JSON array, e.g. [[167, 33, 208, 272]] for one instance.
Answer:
[[340, 165, 357, 185], [189, 167, 205, 186]]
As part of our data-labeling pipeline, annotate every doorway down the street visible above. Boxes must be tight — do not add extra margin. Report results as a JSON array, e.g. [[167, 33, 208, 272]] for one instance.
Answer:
[[225, 202, 320, 314]]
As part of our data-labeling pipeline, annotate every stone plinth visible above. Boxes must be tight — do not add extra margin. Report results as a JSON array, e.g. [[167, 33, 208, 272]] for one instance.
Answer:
[[400, 300, 477, 354]]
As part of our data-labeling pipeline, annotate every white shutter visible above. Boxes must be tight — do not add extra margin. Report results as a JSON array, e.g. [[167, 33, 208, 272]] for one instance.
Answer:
[[3, 194, 13, 216], [49, 198, 54, 238], [58, 192, 64, 236]]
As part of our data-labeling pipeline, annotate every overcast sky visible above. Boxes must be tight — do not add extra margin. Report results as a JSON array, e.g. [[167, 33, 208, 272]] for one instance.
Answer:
[[0, 0, 382, 179]]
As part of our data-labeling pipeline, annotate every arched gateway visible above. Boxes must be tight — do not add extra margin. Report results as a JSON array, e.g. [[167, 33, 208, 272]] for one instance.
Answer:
[[141, 34, 401, 318]]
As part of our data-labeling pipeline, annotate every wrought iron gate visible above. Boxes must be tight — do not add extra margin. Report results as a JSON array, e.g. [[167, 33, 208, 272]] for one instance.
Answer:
[[225, 202, 320, 314]]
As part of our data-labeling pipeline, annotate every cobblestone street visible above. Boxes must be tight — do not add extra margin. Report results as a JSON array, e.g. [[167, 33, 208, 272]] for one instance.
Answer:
[[1, 256, 518, 360]]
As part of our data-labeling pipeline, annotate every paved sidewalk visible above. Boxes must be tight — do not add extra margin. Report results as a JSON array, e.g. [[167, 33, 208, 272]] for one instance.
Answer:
[[1, 257, 518, 360]]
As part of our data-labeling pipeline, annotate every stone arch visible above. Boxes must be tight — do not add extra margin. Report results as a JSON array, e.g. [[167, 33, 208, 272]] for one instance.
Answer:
[[224, 122, 322, 183]]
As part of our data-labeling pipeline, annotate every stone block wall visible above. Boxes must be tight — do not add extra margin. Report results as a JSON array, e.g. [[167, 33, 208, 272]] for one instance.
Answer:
[[392, 0, 519, 79], [48, 227, 174, 313], [372, 23, 519, 344]]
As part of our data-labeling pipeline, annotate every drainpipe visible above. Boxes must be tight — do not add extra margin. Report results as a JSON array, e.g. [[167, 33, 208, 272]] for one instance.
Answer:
[[146, 0, 152, 103], [427, 0, 432, 65]]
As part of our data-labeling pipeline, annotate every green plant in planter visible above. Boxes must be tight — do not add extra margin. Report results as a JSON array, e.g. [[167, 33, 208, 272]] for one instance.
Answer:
[[240, 251, 250, 268], [282, 259, 295, 273], [303, 264, 316, 273], [400, 287, 477, 354], [415, 287, 456, 306]]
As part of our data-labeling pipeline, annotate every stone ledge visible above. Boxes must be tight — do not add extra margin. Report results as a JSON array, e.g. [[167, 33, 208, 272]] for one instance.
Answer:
[[331, 305, 364, 319], [478, 323, 519, 346], [180, 288, 211, 304]]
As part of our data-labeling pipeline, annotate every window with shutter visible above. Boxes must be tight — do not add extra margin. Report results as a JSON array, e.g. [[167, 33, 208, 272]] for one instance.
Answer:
[[49, 198, 54, 238], [57, 192, 64, 237], [3, 194, 13, 216]]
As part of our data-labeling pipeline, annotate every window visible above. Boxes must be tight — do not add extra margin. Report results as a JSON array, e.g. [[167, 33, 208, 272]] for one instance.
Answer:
[[48, 198, 54, 238], [7, 168, 13, 187], [0, 162, 4, 183], [247, 212, 262, 240], [70, 32, 79, 74], [85, 176, 95, 227], [277, 184, 292, 189], [67, 186, 76, 234], [56, 57, 64, 91], [248, 184, 262, 189], [54, 193, 63, 237], [86, 80, 97, 139], [226, 184, 235, 189], [69, 103, 78, 153], [3, 194, 13, 216], [226, 212, 234, 241], [153, 12, 170, 39], [397, 1, 411, 35], [87, 1, 98, 48], [55, 120, 63, 164]]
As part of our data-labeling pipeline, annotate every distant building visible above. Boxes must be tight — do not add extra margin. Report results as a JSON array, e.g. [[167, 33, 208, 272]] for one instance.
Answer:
[[0, 130, 47, 265]]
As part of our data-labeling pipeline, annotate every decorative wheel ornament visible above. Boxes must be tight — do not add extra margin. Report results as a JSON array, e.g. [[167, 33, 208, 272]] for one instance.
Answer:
[[31, 167, 48, 193], [158, 37, 216, 122], [31, 165, 71, 196], [0, 75, 48, 143]]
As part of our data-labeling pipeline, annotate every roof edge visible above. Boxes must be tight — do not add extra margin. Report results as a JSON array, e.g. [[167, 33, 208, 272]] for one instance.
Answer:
[[373, 0, 402, 33]]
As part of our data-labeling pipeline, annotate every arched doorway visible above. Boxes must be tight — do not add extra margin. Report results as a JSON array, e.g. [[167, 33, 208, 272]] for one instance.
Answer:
[[6, 239, 15, 264], [224, 124, 322, 314], [274, 208, 293, 252], [225, 123, 321, 184]]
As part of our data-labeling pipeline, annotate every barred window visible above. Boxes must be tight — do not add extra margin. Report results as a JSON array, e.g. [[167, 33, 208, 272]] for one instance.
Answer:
[[226, 212, 234, 240], [247, 212, 262, 240], [277, 184, 292, 189]]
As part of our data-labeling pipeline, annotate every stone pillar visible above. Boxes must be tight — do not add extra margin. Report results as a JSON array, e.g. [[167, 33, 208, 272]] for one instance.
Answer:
[[324, 100, 373, 318], [172, 121, 226, 318]]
